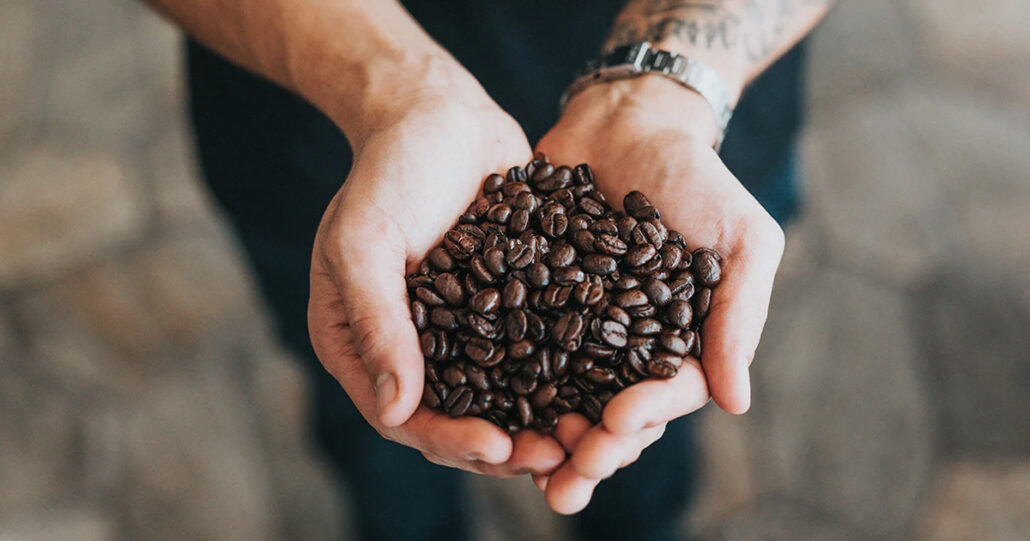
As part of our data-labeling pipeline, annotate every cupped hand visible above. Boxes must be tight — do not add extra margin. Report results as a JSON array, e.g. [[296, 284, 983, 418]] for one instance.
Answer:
[[532, 78, 785, 512], [308, 96, 565, 477]]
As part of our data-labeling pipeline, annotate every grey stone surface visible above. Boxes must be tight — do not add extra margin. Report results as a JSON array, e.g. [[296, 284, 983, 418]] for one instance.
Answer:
[[749, 269, 933, 537], [921, 268, 1030, 453], [118, 361, 277, 541], [913, 459, 1030, 541], [703, 496, 861, 541], [907, 0, 1030, 108], [0, 507, 115, 541], [0, 0, 36, 141], [144, 118, 221, 231], [475, 476, 566, 541], [807, 0, 916, 109], [0, 144, 146, 290], [687, 408, 761, 534], [801, 91, 949, 287]]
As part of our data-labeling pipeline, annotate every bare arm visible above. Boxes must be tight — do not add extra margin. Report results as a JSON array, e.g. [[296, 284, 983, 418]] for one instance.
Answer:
[[143, 0, 487, 146], [606, 0, 834, 103]]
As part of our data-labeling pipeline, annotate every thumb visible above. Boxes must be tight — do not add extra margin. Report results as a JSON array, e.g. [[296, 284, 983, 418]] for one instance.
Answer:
[[334, 222, 425, 428]]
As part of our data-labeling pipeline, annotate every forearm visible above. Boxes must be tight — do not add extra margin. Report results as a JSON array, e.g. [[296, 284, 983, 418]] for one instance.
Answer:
[[144, 0, 487, 145], [606, 0, 835, 104]]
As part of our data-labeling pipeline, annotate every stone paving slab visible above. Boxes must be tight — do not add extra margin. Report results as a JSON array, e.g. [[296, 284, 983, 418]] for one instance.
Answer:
[[748, 268, 933, 538], [702, 496, 862, 541], [0, 506, 114, 541], [0, 143, 146, 291], [913, 458, 1030, 541], [907, 0, 1030, 108], [0, 0, 36, 141], [807, 0, 915, 109], [801, 90, 950, 287], [921, 267, 1030, 453]]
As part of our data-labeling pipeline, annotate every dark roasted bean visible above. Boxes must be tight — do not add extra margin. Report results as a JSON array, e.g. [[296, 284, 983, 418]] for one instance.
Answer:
[[573, 164, 594, 185], [600, 320, 629, 348], [666, 300, 694, 329], [623, 191, 651, 216], [507, 166, 528, 184], [625, 243, 657, 267], [505, 310, 528, 342], [659, 332, 688, 356], [629, 317, 662, 336], [691, 248, 722, 287], [614, 289, 649, 308], [573, 277, 605, 306], [470, 288, 501, 315], [692, 287, 711, 321], [526, 262, 550, 288], [531, 384, 558, 409], [584, 367, 617, 386], [412, 301, 428, 331], [445, 386, 474, 417], [642, 278, 672, 306], [605, 306, 632, 327], [508, 340, 536, 360], [517, 396, 534, 426], [647, 360, 677, 379], [430, 307, 459, 330], [547, 242, 577, 267], [422, 383, 441, 408], [503, 279, 528, 309], [434, 273, 464, 305], [553, 313, 586, 351]]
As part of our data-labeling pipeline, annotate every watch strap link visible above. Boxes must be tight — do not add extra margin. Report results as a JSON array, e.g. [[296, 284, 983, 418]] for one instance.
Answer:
[[561, 42, 734, 150]]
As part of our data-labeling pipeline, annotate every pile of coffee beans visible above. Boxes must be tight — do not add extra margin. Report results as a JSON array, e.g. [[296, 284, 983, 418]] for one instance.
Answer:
[[407, 155, 722, 433]]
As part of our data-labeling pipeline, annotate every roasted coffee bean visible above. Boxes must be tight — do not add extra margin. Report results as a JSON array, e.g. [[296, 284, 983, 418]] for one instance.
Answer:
[[428, 247, 455, 272], [553, 313, 586, 351], [536, 165, 573, 191], [573, 277, 605, 306], [551, 266, 584, 286], [508, 340, 536, 360], [615, 289, 649, 308], [632, 221, 663, 249], [509, 209, 530, 234], [504, 310, 528, 342], [415, 286, 445, 307], [445, 386, 474, 417], [652, 351, 684, 369], [642, 278, 672, 306], [542, 284, 573, 309], [605, 306, 632, 327], [600, 320, 629, 348], [464, 337, 494, 365], [690, 331, 702, 358], [412, 300, 428, 331], [693, 287, 712, 321], [442, 365, 467, 387], [430, 307, 459, 330], [623, 191, 651, 216], [660, 244, 683, 271], [585, 367, 617, 386], [465, 364, 490, 391], [647, 360, 678, 379], [517, 396, 534, 427], [507, 166, 528, 184], [422, 383, 442, 408], [531, 384, 558, 409], [625, 243, 657, 267], [573, 163, 594, 185], [666, 300, 694, 329], [506, 240, 535, 268], [581, 254, 616, 275], [502, 279, 528, 309], [691, 248, 722, 287], [434, 273, 465, 306], [659, 331, 688, 356], [411, 159, 723, 432], [578, 196, 605, 217], [470, 288, 501, 315], [526, 262, 550, 288]]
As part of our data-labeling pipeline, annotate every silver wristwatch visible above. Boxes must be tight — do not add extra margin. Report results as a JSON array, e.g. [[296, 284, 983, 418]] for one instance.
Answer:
[[560, 41, 734, 150]]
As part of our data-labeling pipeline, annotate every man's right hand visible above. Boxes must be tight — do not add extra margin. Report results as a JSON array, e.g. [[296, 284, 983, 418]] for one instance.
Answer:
[[308, 92, 567, 477]]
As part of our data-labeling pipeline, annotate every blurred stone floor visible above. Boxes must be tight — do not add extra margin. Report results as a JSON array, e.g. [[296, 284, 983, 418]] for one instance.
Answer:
[[1, 0, 1028, 540]]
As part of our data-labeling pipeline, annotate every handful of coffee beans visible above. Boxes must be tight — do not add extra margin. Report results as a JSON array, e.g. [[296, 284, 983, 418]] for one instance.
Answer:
[[408, 155, 722, 433]]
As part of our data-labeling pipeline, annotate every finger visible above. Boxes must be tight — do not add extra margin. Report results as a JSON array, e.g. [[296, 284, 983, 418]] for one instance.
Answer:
[[506, 429, 567, 475], [330, 214, 425, 427], [702, 230, 783, 414], [554, 413, 592, 453], [532, 474, 550, 491], [399, 408, 513, 465], [544, 463, 599, 515], [569, 424, 666, 480], [602, 357, 710, 434]]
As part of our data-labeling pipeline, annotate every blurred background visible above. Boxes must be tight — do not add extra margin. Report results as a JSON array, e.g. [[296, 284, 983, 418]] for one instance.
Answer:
[[1, 0, 1028, 539]]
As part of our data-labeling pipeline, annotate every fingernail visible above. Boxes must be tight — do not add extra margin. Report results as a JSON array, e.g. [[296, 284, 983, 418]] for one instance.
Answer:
[[375, 373, 397, 415]]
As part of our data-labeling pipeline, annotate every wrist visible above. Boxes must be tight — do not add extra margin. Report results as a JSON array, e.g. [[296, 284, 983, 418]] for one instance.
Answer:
[[562, 75, 722, 148]]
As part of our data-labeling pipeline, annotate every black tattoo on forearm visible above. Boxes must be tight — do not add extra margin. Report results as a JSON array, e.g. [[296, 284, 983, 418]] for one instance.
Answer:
[[606, 0, 833, 69]]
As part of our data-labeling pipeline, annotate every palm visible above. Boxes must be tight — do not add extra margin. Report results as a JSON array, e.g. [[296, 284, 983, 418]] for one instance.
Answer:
[[534, 116, 785, 512], [309, 104, 565, 475]]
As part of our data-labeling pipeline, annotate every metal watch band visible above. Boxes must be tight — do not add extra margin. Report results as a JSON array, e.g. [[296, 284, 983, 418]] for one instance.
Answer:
[[560, 42, 734, 150]]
